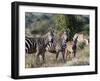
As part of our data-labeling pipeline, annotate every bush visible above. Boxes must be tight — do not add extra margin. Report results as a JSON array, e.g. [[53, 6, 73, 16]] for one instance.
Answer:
[[77, 42, 85, 50]]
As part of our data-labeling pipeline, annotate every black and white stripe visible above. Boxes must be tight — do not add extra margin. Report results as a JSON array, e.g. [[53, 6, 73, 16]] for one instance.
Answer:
[[25, 36, 37, 54], [46, 32, 68, 62], [46, 39, 56, 53], [25, 31, 54, 63]]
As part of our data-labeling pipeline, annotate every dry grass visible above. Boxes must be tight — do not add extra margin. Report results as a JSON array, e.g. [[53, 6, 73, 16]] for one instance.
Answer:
[[25, 45, 89, 68]]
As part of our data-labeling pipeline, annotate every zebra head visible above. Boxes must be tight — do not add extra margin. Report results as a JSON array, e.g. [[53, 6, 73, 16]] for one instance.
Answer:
[[47, 31, 54, 43], [60, 31, 68, 49], [61, 31, 68, 43]]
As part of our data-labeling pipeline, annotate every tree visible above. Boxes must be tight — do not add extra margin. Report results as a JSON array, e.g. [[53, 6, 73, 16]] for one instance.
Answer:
[[52, 14, 69, 37], [67, 15, 86, 40]]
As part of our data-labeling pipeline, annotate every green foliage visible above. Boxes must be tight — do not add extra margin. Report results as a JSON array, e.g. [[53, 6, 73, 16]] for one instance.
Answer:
[[25, 12, 89, 39], [52, 14, 69, 37], [77, 42, 86, 50], [67, 15, 86, 40], [83, 24, 89, 35]]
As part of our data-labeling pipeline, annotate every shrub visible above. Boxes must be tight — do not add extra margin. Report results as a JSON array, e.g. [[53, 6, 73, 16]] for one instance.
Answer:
[[77, 42, 85, 50]]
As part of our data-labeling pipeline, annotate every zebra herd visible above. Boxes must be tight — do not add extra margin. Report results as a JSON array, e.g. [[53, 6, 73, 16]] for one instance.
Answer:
[[25, 31, 79, 63]]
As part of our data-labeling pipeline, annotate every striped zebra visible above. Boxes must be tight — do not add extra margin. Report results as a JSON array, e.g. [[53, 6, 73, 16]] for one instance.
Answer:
[[25, 31, 54, 63], [46, 31, 68, 62], [25, 36, 37, 54]]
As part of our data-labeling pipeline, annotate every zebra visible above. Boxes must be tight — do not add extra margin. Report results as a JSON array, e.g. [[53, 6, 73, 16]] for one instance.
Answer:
[[46, 31, 68, 62], [25, 36, 37, 54], [35, 32, 54, 62], [25, 31, 54, 63]]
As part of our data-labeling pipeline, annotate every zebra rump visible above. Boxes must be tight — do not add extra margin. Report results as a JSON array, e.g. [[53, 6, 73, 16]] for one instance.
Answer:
[[25, 37, 37, 54]]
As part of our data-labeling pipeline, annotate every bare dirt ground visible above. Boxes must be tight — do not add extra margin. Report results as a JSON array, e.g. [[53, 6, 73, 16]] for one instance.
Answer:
[[25, 45, 89, 68]]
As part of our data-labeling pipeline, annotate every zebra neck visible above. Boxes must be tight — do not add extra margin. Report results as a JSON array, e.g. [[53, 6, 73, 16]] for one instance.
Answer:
[[43, 36, 49, 47]]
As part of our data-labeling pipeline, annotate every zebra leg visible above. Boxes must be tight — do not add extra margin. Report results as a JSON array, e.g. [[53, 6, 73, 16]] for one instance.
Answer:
[[56, 50, 60, 61], [42, 53, 45, 63], [73, 50, 76, 57], [35, 50, 41, 65], [36, 54, 40, 64], [64, 49, 67, 62], [62, 50, 66, 63]]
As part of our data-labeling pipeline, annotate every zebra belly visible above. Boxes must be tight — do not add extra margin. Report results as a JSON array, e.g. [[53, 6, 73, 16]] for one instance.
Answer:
[[27, 48, 37, 54], [48, 50, 56, 54]]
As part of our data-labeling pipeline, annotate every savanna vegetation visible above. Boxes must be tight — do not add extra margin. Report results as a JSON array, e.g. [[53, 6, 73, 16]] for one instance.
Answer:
[[25, 12, 89, 68], [25, 12, 89, 38]]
